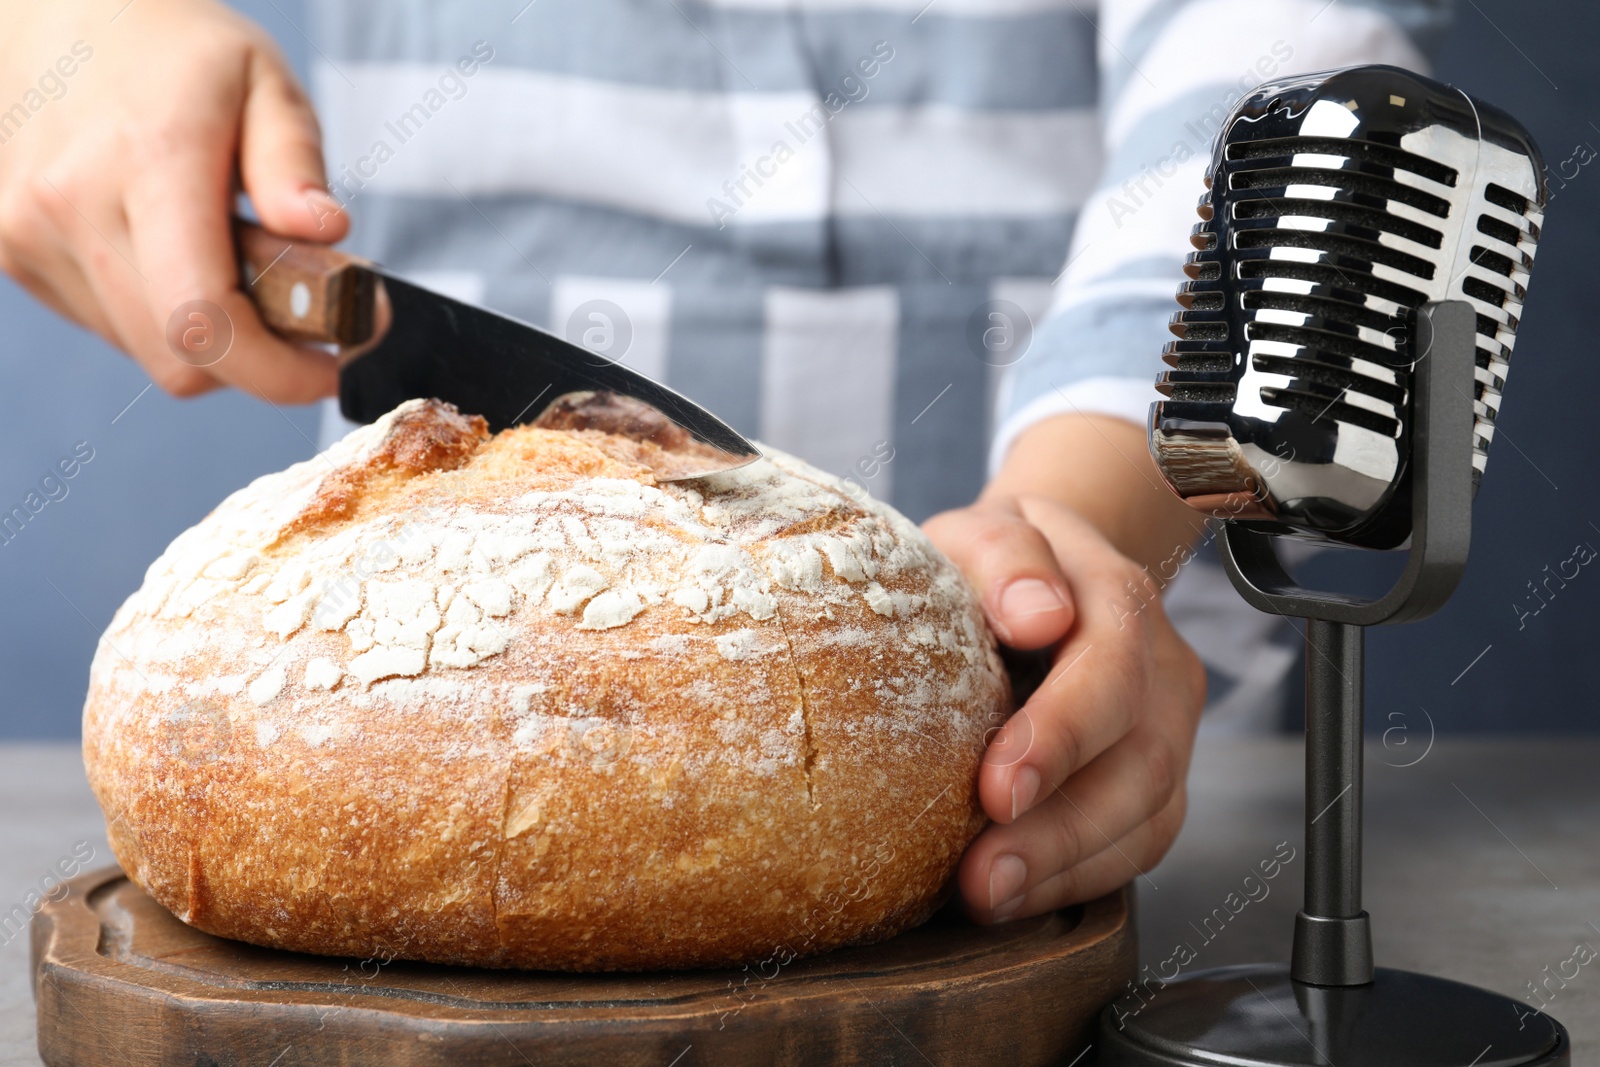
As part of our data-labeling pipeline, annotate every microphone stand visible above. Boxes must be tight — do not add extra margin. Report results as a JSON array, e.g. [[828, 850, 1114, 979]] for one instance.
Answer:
[[1098, 302, 1570, 1065]]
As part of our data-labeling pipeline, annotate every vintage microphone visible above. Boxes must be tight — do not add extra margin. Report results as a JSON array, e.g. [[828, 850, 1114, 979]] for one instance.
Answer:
[[1100, 66, 1566, 1065]]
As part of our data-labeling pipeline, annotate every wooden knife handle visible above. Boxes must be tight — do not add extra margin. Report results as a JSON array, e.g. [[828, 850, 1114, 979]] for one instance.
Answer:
[[235, 219, 377, 347]]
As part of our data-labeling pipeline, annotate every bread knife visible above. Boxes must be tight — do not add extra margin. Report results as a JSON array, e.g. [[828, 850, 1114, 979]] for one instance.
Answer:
[[233, 220, 760, 480]]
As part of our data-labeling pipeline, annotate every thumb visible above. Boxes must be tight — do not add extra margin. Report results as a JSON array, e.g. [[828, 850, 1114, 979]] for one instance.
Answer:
[[238, 48, 348, 242]]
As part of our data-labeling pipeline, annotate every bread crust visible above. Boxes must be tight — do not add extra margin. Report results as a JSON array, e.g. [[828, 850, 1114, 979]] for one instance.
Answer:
[[82, 399, 1009, 970]]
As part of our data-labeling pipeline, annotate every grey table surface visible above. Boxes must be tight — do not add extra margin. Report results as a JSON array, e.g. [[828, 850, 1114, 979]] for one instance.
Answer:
[[2, 735, 1595, 1064]]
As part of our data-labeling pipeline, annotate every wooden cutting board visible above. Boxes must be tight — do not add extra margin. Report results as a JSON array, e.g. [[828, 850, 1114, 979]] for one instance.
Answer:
[[32, 866, 1133, 1066]]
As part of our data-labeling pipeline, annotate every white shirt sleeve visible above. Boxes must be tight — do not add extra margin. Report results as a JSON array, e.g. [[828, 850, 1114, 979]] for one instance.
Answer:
[[989, 0, 1439, 476]]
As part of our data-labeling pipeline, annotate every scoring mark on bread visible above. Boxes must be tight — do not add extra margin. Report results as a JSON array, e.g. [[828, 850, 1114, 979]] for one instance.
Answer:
[[771, 606, 819, 810]]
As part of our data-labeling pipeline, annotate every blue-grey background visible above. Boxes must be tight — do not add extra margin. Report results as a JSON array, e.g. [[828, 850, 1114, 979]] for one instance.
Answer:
[[0, 0, 1593, 738]]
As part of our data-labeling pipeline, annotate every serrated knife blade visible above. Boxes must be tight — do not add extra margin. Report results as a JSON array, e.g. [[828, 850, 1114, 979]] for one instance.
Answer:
[[235, 220, 760, 480]]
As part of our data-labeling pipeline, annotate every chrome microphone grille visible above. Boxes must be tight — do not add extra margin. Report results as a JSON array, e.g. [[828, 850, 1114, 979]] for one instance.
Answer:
[[1150, 65, 1545, 549]]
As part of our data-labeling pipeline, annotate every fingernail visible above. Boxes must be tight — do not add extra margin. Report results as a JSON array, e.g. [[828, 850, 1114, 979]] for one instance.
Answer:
[[999, 578, 1066, 624], [1011, 766, 1040, 821], [987, 854, 1027, 911], [990, 895, 1025, 922]]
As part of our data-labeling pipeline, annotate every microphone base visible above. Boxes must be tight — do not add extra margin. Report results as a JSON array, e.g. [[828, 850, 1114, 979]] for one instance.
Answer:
[[1097, 963, 1568, 1066], [1291, 909, 1373, 986]]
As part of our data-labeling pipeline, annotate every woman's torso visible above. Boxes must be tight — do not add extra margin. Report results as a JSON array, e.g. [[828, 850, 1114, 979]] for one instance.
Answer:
[[308, 0, 1105, 520]]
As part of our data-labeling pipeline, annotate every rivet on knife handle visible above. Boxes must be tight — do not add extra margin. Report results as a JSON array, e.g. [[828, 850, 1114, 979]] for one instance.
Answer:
[[235, 219, 377, 347]]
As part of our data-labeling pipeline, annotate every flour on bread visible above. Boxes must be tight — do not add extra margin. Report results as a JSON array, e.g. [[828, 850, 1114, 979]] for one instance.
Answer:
[[102, 399, 989, 722]]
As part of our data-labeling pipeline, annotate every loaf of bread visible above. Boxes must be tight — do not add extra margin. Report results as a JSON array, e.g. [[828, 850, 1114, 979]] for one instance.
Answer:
[[82, 398, 1009, 970]]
